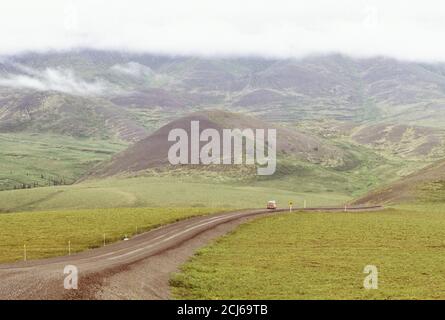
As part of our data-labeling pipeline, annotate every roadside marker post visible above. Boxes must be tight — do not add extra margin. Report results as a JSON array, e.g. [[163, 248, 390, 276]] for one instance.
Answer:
[[68, 241, 71, 256], [344, 204, 347, 212], [289, 201, 293, 212], [103, 233, 106, 246], [23, 244, 27, 262]]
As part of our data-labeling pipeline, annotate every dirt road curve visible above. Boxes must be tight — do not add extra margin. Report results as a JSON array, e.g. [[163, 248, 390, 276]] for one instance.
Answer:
[[0, 206, 382, 300]]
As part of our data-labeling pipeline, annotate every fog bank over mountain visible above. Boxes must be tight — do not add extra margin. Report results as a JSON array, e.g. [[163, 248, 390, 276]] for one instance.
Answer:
[[1, 0, 445, 62]]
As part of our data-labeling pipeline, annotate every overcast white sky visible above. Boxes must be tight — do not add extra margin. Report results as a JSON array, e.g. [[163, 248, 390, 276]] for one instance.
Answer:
[[1, 0, 445, 61]]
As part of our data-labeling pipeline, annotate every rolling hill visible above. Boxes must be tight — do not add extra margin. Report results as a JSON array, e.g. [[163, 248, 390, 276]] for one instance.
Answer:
[[353, 158, 445, 204], [83, 110, 350, 179], [351, 123, 445, 159], [81, 110, 442, 200], [0, 89, 150, 142]]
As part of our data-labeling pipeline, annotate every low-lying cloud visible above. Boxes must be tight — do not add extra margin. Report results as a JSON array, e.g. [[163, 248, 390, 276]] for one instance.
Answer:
[[0, 67, 107, 95], [111, 62, 154, 78], [1, 0, 445, 62]]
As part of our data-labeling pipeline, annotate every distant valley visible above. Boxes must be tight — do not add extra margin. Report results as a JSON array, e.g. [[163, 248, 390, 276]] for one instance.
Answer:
[[0, 50, 445, 196]]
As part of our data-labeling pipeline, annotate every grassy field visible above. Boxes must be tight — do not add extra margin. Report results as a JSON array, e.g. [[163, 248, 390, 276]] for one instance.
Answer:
[[0, 176, 350, 213], [0, 170, 350, 264], [171, 203, 445, 299], [0, 207, 226, 263], [0, 133, 126, 190], [254, 149, 418, 198]]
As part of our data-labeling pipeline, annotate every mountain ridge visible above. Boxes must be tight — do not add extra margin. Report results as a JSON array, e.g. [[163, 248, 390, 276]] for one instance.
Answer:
[[1, 51, 445, 141]]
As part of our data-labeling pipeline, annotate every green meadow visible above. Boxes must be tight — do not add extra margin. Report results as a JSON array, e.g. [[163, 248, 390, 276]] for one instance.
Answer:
[[0, 207, 225, 263], [0, 176, 348, 264], [0, 176, 350, 213], [0, 133, 126, 190], [171, 203, 445, 299]]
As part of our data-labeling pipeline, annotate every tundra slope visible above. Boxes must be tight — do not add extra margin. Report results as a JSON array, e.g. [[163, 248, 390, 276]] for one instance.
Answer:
[[353, 158, 445, 204]]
